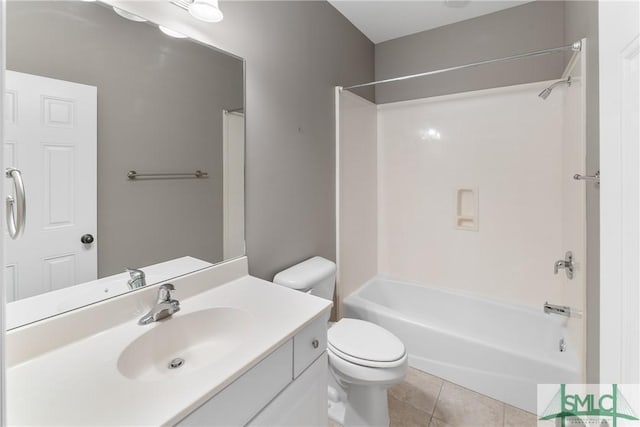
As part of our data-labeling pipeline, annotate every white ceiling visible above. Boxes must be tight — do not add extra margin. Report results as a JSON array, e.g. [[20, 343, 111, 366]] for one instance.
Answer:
[[328, 0, 534, 44]]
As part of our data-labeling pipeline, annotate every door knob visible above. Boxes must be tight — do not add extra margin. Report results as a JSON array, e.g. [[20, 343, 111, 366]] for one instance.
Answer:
[[81, 234, 95, 244]]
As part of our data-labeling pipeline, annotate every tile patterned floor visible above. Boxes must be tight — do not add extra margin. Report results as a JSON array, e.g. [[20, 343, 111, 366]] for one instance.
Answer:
[[330, 367, 538, 427]]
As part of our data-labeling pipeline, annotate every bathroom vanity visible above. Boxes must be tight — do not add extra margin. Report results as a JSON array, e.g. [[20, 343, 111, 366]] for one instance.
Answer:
[[6, 257, 331, 425]]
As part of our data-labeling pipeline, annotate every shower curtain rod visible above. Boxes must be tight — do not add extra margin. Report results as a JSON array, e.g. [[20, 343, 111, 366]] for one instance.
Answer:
[[341, 41, 582, 91]]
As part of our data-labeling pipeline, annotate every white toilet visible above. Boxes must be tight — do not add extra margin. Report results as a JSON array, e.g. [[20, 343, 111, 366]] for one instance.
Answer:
[[274, 256, 408, 427]]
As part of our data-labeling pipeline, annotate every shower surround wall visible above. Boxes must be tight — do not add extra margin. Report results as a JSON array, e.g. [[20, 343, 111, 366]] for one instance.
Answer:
[[336, 91, 378, 316], [377, 83, 565, 308]]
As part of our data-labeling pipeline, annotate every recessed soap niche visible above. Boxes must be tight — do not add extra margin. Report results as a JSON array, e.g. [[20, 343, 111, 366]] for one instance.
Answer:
[[455, 188, 478, 231]]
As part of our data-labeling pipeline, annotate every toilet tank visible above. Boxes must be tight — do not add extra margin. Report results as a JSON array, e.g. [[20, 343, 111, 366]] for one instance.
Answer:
[[273, 256, 336, 301]]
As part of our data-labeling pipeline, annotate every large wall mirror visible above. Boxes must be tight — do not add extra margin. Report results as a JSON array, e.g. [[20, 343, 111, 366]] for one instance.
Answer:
[[4, 1, 245, 328]]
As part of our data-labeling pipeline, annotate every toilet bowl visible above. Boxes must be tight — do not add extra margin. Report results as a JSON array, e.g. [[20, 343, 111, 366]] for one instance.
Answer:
[[327, 318, 408, 426], [273, 257, 408, 427]]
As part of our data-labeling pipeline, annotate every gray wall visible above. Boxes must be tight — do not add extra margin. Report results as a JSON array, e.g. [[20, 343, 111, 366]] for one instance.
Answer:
[[113, 1, 375, 280], [374, 1, 566, 103], [564, 0, 599, 384], [7, 1, 243, 277], [219, 2, 375, 280]]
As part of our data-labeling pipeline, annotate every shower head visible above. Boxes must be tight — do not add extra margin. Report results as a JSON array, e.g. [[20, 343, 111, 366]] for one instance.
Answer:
[[538, 76, 572, 100], [538, 87, 553, 100]]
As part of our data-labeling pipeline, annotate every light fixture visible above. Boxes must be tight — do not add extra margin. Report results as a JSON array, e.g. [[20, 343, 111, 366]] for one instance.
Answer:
[[113, 7, 147, 22], [158, 25, 188, 38], [188, 0, 224, 23]]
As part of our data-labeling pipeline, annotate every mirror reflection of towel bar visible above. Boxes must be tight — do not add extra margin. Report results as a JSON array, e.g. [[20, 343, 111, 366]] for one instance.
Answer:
[[127, 170, 209, 180]]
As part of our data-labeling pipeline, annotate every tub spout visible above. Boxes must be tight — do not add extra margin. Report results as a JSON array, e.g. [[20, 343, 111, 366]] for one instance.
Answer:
[[559, 338, 567, 352]]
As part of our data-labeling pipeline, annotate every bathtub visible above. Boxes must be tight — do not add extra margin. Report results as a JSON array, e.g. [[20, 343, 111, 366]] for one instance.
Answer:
[[342, 276, 581, 413]]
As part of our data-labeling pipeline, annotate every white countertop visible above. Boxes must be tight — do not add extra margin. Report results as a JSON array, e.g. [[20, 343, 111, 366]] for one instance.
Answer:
[[7, 259, 331, 426]]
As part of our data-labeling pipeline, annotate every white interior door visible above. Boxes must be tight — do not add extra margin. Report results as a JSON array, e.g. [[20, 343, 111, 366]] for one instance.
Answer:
[[4, 71, 97, 301], [223, 110, 245, 260], [599, 1, 640, 384]]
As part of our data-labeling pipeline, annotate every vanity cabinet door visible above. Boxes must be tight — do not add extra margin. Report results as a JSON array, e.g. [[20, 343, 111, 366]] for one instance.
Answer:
[[293, 313, 328, 378], [248, 352, 328, 427], [176, 340, 293, 427]]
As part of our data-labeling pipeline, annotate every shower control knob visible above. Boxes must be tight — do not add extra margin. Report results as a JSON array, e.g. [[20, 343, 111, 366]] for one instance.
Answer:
[[553, 251, 574, 279], [81, 234, 95, 244]]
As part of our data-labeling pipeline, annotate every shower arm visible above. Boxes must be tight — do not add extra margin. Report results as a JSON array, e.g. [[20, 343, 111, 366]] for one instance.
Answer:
[[547, 76, 571, 91]]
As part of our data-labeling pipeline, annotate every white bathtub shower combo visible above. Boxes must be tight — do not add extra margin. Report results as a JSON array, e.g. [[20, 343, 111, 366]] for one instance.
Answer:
[[335, 41, 588, 413], [344, 277, 580, 413]]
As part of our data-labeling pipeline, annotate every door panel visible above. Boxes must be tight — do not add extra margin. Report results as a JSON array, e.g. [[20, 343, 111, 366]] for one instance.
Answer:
[[4, 71, 97, 301], [44, 254, 76, 292], [43, 144, 75, 228], [599, 1, 640, 383]]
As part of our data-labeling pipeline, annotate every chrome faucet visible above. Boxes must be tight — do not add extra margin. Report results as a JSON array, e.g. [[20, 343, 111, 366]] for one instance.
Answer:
[[126, 267, 146, 289], [139, 284, 180, 325]]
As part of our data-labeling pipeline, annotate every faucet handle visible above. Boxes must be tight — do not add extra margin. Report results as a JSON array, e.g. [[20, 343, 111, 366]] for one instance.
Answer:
[[553, 260, 565, 274], [157, 283, 176, 303], [126, 267, 147, 290], [553, 251, 574, 279], [126, 267, 145, 279], [160, 283, 175, 291]]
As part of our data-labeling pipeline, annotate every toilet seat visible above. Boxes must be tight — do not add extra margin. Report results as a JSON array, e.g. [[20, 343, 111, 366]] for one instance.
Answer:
[[328, 318, 406, 368], [328, 347, 408, 386]]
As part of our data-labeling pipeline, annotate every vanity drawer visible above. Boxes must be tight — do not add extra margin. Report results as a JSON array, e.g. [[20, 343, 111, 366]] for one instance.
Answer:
[[177, 340, 293, 426], [293, 312, 329, 378]]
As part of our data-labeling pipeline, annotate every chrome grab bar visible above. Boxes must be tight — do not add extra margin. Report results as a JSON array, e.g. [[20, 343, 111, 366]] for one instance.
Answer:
[[5, 167, 26, 240], [544, 302, 571, 317], [573, 170, 600, 183], [127, 170, 209, 180]]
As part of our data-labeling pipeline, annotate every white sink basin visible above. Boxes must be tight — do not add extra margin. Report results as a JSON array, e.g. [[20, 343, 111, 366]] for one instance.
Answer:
[[117, 307, 253, 381]]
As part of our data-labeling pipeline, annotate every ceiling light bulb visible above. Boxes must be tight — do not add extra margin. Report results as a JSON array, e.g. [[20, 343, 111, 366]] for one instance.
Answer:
[[158, 25, 188, 39], [189, 0, 224, 23], [113, 7, 147, 22]]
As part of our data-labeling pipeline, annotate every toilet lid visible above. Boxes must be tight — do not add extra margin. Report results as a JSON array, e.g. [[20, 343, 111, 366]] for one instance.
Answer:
[[328, 319, 406, 367]]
